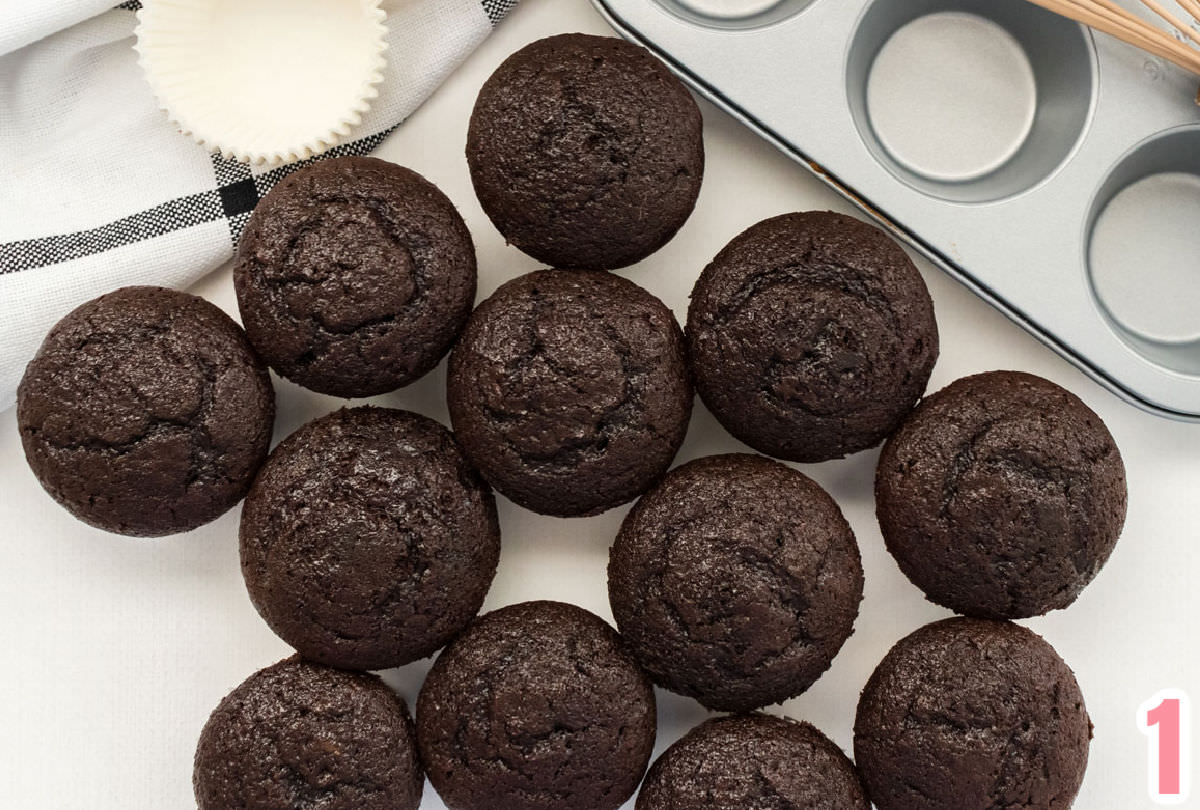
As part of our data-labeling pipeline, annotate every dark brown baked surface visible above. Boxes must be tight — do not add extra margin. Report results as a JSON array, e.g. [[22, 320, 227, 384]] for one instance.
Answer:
[[686, 211, 938, 462], [637, 713, 869, 810], [240, 407, 500, 670], [194, 656, 422, 810], [466, 33, 704, 270], [17, 285, 274, 537], [447, 269, 692, 517], [854, 617, 1092, 810], [234, 156, 476, 397], [608, 453, 863, 712], [875, 370, 1127, 619], [416, 600, 656, 810]]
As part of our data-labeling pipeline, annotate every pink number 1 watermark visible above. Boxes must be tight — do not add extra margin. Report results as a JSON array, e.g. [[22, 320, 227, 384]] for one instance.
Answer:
[[1138, 689, 1192, 804]]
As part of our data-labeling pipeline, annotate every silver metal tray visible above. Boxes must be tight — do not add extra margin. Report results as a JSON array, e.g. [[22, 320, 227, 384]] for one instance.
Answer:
[[592, 0, 1200, 420]]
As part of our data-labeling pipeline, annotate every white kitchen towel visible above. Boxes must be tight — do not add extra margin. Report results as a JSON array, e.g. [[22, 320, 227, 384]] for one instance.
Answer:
[[0, 0, 518, 411]]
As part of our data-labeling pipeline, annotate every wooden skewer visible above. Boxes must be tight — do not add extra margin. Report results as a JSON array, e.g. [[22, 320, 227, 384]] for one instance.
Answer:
[[1084, 0, 1200, 61], [1025, 0, 1200, 76], [1078, 0, 1199, 57], [1178, 0, 1200, 25], [1089, 0, 1191, 42], [1136, 0, 1200, 49]]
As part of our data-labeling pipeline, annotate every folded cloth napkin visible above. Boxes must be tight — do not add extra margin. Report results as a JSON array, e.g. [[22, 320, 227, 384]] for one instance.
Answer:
[[0, 0, 518, 411]]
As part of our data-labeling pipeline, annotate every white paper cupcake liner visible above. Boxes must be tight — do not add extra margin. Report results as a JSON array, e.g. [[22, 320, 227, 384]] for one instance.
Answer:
[[135, 0, 388, 167]]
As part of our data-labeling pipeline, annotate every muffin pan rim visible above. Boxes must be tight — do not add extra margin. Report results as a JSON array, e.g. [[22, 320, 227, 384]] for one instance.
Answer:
[[844, 0, 1099, 204], [653, 0, 816, 30], [1084, 124, 1200, 373]]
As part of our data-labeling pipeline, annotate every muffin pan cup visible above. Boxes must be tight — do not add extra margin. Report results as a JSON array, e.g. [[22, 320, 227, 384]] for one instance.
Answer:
[[594, 0, 1200, 420]]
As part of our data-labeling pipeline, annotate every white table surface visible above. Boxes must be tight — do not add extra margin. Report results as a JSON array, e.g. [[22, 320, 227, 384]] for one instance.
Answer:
[[2, 1, 1197, 808]]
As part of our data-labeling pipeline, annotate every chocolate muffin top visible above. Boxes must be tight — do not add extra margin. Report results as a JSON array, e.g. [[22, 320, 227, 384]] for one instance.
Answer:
[[447, 269, 692, 517], [17, 286, 274, 537], [416, 600, 657, 810], [194, 657, 422, 810], [467, 33, 704, 270], [234, 156, 476, 398], [876, 370, 1127, 619], [608, 453, 863, 712], [686, 212, 938, 462], [854, 618, 1092, 810], [637, 714, 869, 810], [240, 407, 500, 671]]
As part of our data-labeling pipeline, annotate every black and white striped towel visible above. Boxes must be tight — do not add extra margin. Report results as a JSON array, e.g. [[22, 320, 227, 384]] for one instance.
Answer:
[[0, 0, 519, 411]]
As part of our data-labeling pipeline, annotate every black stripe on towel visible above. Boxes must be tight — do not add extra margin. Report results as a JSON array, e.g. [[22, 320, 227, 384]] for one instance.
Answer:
[[0, 127, 402, 274], [0, 192, 224, 274], [481, 0, 519, 25]]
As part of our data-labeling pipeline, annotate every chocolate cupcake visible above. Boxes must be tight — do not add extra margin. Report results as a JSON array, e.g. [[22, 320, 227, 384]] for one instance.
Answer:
[[447, 269, 692, 517], [240, 407, 500, 671], [234, 156, 476, 397], [608, 454, 863, 712], [638, 714, 869, 810], [686, 212, 938, 462], [876, 370, 1127, 619], [467, 33, 704, 270], [194, 657, 422, 810], [17, 286, 274, 537], [416, 600, 656, 810], [854, 618, 1092, 810]]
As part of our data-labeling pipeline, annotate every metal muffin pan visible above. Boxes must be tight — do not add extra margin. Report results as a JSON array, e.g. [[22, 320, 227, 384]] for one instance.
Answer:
[[592, 0, 1200, 420]]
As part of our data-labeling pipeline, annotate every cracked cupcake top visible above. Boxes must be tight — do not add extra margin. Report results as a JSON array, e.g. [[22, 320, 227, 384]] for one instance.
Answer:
[[194, 657, 422, 810], [467, 33, 704, 271], [447, 269, 692, 517], [637, 713, 869, 810], [854, 618, 1092, 810], [686, 211, 938, 462], [234, 156, 476, 398], [17, 285, 274, 536], [608, 453, 863, 712], [875, 370, 1127, 619], [239, 407, 500, 671], [416, 600, 656, 810]]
